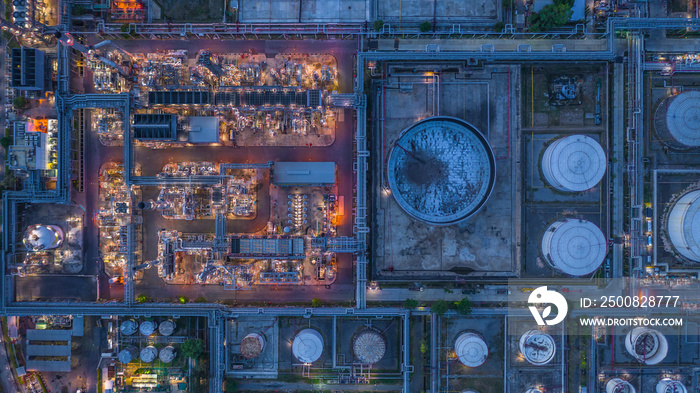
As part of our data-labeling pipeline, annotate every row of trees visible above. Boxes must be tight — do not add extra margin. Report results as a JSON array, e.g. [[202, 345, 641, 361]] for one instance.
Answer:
[[404, 297, 472, 316]]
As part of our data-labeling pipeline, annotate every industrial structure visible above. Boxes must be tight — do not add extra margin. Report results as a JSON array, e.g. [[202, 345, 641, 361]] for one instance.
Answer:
[[624, 327, 669, 365], [519, 330, 556, 366], [654, 90, 700, 149], [665, 189, 700, 262], [541, 135, 607, 192], [541, 218, 608, 276]]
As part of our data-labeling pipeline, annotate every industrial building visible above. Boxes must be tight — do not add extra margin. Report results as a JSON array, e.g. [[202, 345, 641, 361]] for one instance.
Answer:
[[10, 47, 46, 91]]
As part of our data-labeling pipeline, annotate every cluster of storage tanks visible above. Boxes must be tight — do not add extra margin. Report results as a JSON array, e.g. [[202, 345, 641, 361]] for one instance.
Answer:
[[539, 134, 609, 277], [117, 319, 178, 364]]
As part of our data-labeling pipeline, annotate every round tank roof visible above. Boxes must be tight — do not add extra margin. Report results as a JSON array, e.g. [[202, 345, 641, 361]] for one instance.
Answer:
[[241, 333, 266, 359], [519, 330, 556, 366], [541, 135, 607, 192], [353, 330, 386, 364], [292, 329, 324, 364], [139, 320, 156, 336], [541, 218, 608, 276], [140, 346, 157, 363], [606, 378, 636, 393], [159, 346, 176, 363], [667, 190, 700, 262], [386, 116, 496, 225], [120, 319, 137, 336], [23, 224, 63, 251], [158, 320, 175, 336], [454, 332, 488, 367], [656, 379, 687, 393], [655, 91, 700, 148], [624, 327, 668, 365], [118, 346, 137, 364]]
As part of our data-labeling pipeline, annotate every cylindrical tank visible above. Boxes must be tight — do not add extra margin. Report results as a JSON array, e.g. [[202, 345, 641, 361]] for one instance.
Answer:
[[139, 320, 157, 336], [140, 346, 157, 363], [541, 135, 607, 192], [352, 330, 386, 364], [667, 189, 700, 262], [656, 378, 687, 393], [240, 333, 266, 359], [292, 328, 324, 364], [624, 327, 668, 365], [541, 218, 607, 276], [117, 346, 138, 364], [654, 90, 700, 149], [23, 224, 64, 251], [525, 389, 543, 393], [120, 319, 137, 336], [606, 378, 636, 393], [454, 332, 488, 367], [158, 319, 176, 336], [519, 330, 555, 366], [159, 346, 176, 363]]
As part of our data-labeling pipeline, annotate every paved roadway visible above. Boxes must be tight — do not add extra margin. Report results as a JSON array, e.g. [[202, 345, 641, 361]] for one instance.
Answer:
[[0, 321, 21, 393]]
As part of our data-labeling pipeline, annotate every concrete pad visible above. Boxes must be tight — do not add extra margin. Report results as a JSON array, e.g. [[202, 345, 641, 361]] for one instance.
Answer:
[[240, 0, 367, 23], [377, 0, 499, 23]]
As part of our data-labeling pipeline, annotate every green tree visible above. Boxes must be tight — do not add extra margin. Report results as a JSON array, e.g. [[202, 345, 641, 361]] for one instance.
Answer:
[[419, 21, 432, 33], [503, 0, 512, 8], [453, 297, 473, 315], [194, 296, 207, 303], [224, 378, 238, 392], [12, 96, 27, 109], [182, 338, 204, 359], [404, 299, 419, 309], [311, 298, 323, 308], [494, 21, 506, 32], [420, 340, 428, 354], [431, 300, 449, 316], [178, 295, 188, 304], [72, 5, 85, 16], [120, 23, 130, 33], [373, 20, 384, 31], [0, 136, 12, 149], [529, 3, 572, 32], [135, 294, 148, 303]]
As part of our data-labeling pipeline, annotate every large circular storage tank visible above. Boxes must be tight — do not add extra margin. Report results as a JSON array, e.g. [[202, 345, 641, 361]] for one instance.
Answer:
[[158, 319, 176, 336], [541, 218, 607, 276], [118, 346, 138, 364], [292, 329, 324, 364], [240, 333, 266, 359], [606, 378, 636, 393], [139, 320, 157, 336], [525, 390, 543, 393], [120, 319, 137, 336], [23, 224, 64, 251], [656, 379, 687, 393], [352, 330, 386, 364], [454, 332, 488, 367], [519, 330, 555, 366], [667, 190, 700, 262], [159, 346, 176, 363], [386, 116, 496, 226], [140, 346, 157, 363], [624, 327, 668, 365], [654, 90, 700, 149], [541, 135, 607, 192]]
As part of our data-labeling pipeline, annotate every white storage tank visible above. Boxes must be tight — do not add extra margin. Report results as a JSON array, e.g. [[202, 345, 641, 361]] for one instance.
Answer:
[[139, 320, 157, 336], [624, 327, 668, 365], [158, 319, 176, 336], [140, 346, 157, 363], [120, 319, 137, 336], [118, 346, 138, 364], [292, 328, 324, 364], [159, 346, 176, 363], [519, 330, 555, 366], [606, 378, 636, 393], [656, 378, 687, 393], [240, 333, 266, 359], [541, 134, 606, 192], [541, 218, 607, 276], [23, 224, 64, 251], [666, 189, 700, 262], [654, 90, 700, 149], [454, 332, 488, 367], [352, 330, 387, 364]]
